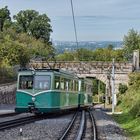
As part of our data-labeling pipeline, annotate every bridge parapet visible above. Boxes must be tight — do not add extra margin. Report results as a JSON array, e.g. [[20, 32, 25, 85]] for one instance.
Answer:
[[29, 61, 133, 74], [29, 61, 133, 94]]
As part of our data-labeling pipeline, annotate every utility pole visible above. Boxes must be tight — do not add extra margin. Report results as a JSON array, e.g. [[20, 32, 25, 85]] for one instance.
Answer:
[[112, 58, 115, 113], [98, 80, 100, 103]]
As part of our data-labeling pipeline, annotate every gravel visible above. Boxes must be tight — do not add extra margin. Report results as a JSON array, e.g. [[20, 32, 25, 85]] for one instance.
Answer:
[[92, 108, 128, 140], [0, 104, 15, 110], [0, 113, 73, 140]]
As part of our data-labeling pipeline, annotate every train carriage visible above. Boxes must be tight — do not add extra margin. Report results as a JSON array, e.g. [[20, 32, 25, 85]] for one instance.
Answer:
[[78, 78, 93, 107], [15, 69, 93, 114]]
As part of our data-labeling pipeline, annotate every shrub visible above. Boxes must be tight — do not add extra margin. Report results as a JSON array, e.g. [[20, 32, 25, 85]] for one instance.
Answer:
[[119, 83, 128, 94]]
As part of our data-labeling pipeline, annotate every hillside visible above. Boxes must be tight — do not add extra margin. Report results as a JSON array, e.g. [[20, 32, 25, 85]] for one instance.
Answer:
[[114, 72, 140, 140]]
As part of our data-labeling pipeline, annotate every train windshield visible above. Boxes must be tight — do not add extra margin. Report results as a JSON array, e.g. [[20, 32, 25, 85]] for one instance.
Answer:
[[19, 75, 33, 89], [34, 75, 51, 90]]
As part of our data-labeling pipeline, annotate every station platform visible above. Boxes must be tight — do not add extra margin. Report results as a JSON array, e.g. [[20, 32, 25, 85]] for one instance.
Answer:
[[0, 104, 15, 115]]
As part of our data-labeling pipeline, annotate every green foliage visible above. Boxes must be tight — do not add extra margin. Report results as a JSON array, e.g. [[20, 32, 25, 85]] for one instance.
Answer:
[[114, 72, 140, 139], [118, 83, 128, 94], [98, 80, 105, 94], [0, 7, 54, 69], [76, 48, 93, 61], [29, 14, 52, 42], [0, 61, 16, 84], [128, 72, 140, 86], [92, 79, 98, 95], [92, 79, 105, 98], [56, 51, 75, 61], [0, 6, 11, 31], [13, 10, 52, 42], [113, 113, 140, 140], [0, 29, 30, 67], [13, 10, 38, 33], [0, 7, 55, 83], [119, 72, 140, 118], [123, 29, 140, 60], [1, 29, 54, 66], [56, 46, 124, 62]]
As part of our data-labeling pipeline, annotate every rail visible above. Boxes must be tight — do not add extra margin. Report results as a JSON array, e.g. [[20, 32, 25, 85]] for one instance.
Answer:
[[89, 110, 97, 140], [59, 111, 78, 140], [0, 115, 44, 131]]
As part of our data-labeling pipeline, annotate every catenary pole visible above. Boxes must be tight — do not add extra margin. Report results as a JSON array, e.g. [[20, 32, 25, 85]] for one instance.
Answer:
[[112, 58, 115, 113]]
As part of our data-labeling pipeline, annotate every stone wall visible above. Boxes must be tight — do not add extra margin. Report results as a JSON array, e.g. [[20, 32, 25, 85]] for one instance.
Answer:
[[29, 61, 133, 74], [29, 61, 133, 93], [0, 83, 16, 104]]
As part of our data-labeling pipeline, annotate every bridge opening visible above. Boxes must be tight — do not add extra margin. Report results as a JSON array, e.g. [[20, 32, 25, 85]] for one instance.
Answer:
[[86, 77, 106, 104]]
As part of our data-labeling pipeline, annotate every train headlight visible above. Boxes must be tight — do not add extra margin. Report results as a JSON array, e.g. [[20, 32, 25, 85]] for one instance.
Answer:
[[32, 97, 36, 102]]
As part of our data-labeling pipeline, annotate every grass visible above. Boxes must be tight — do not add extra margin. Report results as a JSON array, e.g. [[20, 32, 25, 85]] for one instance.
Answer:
[[113, 113, 140, 140], [112, 72, 140, 140]]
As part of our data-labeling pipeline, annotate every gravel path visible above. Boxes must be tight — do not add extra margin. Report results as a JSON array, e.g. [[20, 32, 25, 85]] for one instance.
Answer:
[[0, 113, 73, 140], [0, 104, 15, 110], [92, 108, 128, 140]]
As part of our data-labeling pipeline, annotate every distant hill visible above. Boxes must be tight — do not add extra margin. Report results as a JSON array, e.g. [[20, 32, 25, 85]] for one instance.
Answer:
[[53, 41, 123, 53]]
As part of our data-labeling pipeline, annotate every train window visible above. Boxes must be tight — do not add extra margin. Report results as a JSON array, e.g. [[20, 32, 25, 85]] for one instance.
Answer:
[[65, 79, 70, 91], [81, 82, 85, 92], [19, 75, 33, 89], [55, 76, 60, 89], [73, 80, 78, 91], [72, 80, 74, 91], [76, 81, 78, 91], [69, 80, 73, 91], [34, 75, 51, 90], [73, 81, 77, 91], [60, 78, 65, 90]]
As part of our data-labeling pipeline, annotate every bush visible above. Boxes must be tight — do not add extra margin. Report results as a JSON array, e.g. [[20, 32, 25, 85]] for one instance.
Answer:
[[130, 100, 140, 117], [119, 83, 128, 94], [0, 66, 17, 84]]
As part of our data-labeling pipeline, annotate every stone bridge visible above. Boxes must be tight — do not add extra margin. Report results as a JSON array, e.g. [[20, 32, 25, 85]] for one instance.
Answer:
[[29, 61, 134, 94]]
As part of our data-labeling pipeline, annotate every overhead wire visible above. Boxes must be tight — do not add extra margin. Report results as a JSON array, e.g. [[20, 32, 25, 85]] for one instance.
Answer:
[[70, 0, 79, 49]]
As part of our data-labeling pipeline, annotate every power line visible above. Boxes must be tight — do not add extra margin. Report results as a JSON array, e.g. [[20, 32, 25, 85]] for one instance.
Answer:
[[70, 0, 79, 48]]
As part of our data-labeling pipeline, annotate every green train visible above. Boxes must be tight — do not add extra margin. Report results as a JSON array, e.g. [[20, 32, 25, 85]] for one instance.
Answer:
[[15, 69, 93, 114]]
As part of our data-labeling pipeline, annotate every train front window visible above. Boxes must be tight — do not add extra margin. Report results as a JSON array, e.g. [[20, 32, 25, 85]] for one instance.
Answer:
[[19, 75, 33, 89], [34, 75, 51, 90]]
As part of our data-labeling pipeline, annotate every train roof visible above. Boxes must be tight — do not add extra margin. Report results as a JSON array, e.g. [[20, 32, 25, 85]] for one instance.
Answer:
[[18, 68, 78, 78]]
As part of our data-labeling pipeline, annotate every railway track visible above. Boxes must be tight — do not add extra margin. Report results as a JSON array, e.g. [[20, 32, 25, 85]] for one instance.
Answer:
[[0, 112, 19, 118], [0, 115, 45, 131], [82, 110, 97, 140], [59, 109, 97, 140]]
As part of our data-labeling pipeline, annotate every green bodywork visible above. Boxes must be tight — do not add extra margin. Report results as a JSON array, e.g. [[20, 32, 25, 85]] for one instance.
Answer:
[[15, 90, 79, 113], [15, 70, 93, 113]]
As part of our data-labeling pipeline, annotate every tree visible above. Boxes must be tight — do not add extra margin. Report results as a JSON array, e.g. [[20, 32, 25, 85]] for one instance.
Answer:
[[107, 44, 114, 50], [123, 29, 140, 60], [30, 14, 52, 42], [0, 30, 30, 67], [13, 10, 38, 33], [0, 28, 55, 68], [56, 51, 75, 61], [76, 48, 93, 61], [0, 6, 11, 31], [13, 10, 52, 42]]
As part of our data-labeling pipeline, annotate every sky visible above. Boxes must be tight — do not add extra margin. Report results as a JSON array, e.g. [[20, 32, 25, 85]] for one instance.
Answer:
[[0, 0, 140, 41]]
